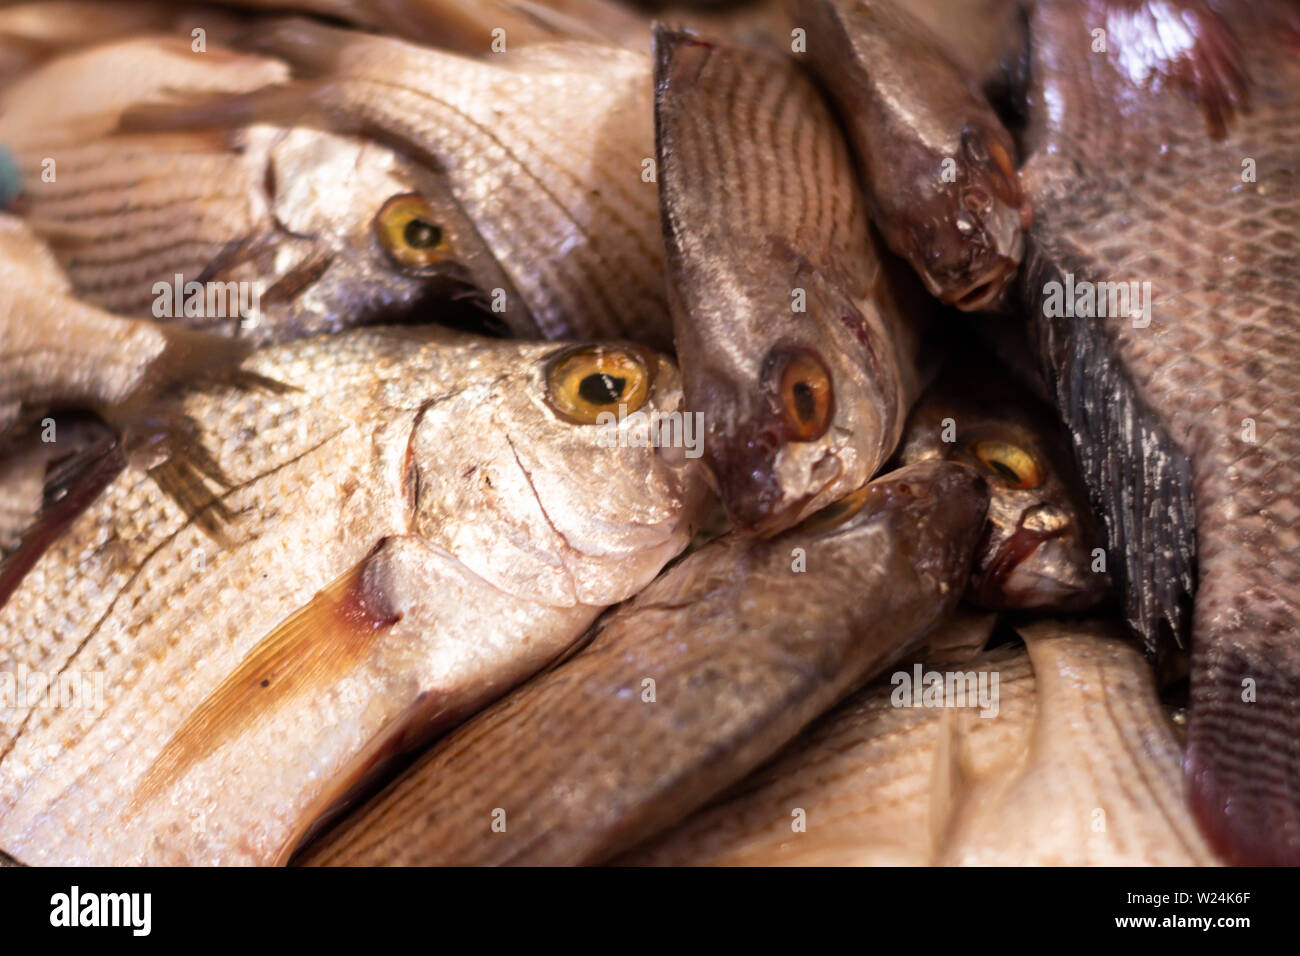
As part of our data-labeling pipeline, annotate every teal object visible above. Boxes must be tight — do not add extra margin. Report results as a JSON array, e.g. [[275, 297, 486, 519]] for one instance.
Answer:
[[0, 146, 20, 208]]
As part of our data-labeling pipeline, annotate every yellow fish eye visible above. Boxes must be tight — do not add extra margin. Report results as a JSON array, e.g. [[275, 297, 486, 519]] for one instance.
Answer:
[[375, 194, 452, 271], [545, 346, 654, 425], [971, 439, 1043, 490], [798, 483, 876, 533]]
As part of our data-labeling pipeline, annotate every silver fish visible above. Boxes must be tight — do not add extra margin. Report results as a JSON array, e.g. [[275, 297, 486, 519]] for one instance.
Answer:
[[0, 326, 708, 865]]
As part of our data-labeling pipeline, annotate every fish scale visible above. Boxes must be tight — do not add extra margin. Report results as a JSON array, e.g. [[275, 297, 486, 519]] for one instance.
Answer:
[[0, 326, 706, 864], [1021, 0, 1300, 864]]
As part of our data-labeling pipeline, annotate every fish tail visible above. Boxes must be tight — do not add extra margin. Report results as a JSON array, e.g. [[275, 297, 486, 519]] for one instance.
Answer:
[[1187, 629, 1300, 865]]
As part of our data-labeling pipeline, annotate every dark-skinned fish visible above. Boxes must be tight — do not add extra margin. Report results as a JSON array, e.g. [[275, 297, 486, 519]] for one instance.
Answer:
[[1018, 0, 1300, 864], [296, 460, 988, 865], [793, 0, 1031, 310], [655, 26, 922, 535], [898, 351, 1111, 611]]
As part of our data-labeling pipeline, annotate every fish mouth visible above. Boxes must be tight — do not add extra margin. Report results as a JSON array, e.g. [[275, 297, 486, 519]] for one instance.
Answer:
[[948, 256, 1019, 311], [971, 526, 1102, 610], [709, 439, 845, 538]]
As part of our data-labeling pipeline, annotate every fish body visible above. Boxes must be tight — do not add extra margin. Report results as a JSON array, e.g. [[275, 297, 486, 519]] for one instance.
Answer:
[[297, 459, 988, 865], [2, 39, 533, 341], [1020, 0, 1300, 864], [0, 326, 707, 865], [627, 620, 1220, 866], [655, 27, 921, 535], [125, 19, 673, 348], [899, 353, 1110, 611], [794, 0, 1029, 310]]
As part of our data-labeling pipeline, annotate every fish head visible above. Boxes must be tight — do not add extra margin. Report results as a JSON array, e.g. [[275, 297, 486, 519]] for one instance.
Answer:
[[681, 262, 908, 538], [881, 119, 1027, 311], [260, 127, 533, 336], [899, 375, 1111, 610], [797, 458, 990, 585], [404, 336, 711, 607]]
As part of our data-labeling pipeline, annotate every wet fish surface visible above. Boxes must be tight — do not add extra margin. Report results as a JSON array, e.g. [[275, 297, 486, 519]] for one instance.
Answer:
[[0, 326, 707, 865], [655, 26, 921, 535], [794, 0, 1030, 310], [898, 348, 1110, 611], [2, 38, 533, 341], [626, 620, 1220, 866], [1019, 0, 1300, 864], [121, 18, 673, 348], [296, 459, 988, 865]]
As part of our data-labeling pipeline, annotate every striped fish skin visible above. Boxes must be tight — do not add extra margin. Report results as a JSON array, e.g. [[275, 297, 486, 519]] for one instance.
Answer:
[[1020, 0, 1300, 864], [0, 326, 708, 865], [127, 18, 673, 348], [626, 621, 1220, 866], [1, 38, 533, 343], [295, 460, 988, 866], [655, 27, 921, 536]]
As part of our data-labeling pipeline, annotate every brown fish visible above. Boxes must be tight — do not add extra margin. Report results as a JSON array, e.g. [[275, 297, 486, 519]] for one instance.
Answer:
[[119, 18, 673, 348], [0, 326, 708, 865], [1019, 0, 1300, 864], [655, 26, 922, 535], [2, 38, 534, 341], [793, 0, 1030, 310], [898, 350, 1111, 611], [296, 460, 988, 866], [626, 620, 1220, 866]]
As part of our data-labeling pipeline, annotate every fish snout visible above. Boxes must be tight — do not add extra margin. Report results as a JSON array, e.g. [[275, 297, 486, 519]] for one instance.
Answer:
[[877, 460, 991, 582]]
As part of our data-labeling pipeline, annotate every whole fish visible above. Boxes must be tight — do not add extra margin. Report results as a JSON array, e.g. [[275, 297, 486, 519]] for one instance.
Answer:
[[1018, 0, 1300, 864], [655, 26, 921, 535], [0, 213, 249, 440], [0, 326, 708, 865], [121, 18, 673, 348], [2, 39, 533, 341], [626, 620, 1221, 866], [296, 460, 988, 866], [898, 351, 1111, 611], [793, 0, 1030, 310]]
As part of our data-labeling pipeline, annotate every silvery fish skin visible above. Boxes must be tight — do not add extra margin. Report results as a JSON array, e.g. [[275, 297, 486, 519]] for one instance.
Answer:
[[0, 326, 708, 865], [1019, 0, 1300, 864], [794, 0, 1029, 310], [655, 27, 921, 535], [0, 213, 249, 439], [626, 620, 1221, 866], [123, 18, 673, 349], [898, 357, 1111, 611], [2, 39, 533, 342], [296, 460, 988, 866]]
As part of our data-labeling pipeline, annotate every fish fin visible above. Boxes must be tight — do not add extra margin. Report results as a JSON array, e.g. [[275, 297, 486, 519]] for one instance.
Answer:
[[121, 409, 238, 545], [258, 249, 336, 307], [117, 79, 349, 137], [0, 433, 124, 612], [134, 539, 405, 807], [1187, 634, 1300, 865], [1023, 249, 1195, 661]]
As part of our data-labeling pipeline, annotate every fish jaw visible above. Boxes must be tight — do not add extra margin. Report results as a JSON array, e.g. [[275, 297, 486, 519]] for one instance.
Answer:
[[409, 348, 712, 608]]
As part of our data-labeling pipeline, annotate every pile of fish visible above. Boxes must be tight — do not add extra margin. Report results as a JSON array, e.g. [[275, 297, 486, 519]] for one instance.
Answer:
[[0, 0, 1295, 867]]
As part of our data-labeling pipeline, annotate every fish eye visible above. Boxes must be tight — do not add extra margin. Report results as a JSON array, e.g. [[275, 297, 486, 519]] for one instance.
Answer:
[[970, 440, 1042, 490], [545, 345, 653, 425], [375, 194, 452, 271], [770, 349, 834, 442], [799, 483, 874, 533]]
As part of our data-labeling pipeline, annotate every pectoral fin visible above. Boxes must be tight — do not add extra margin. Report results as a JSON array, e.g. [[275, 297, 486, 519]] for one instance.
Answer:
[[134, 540, 405, 807]]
